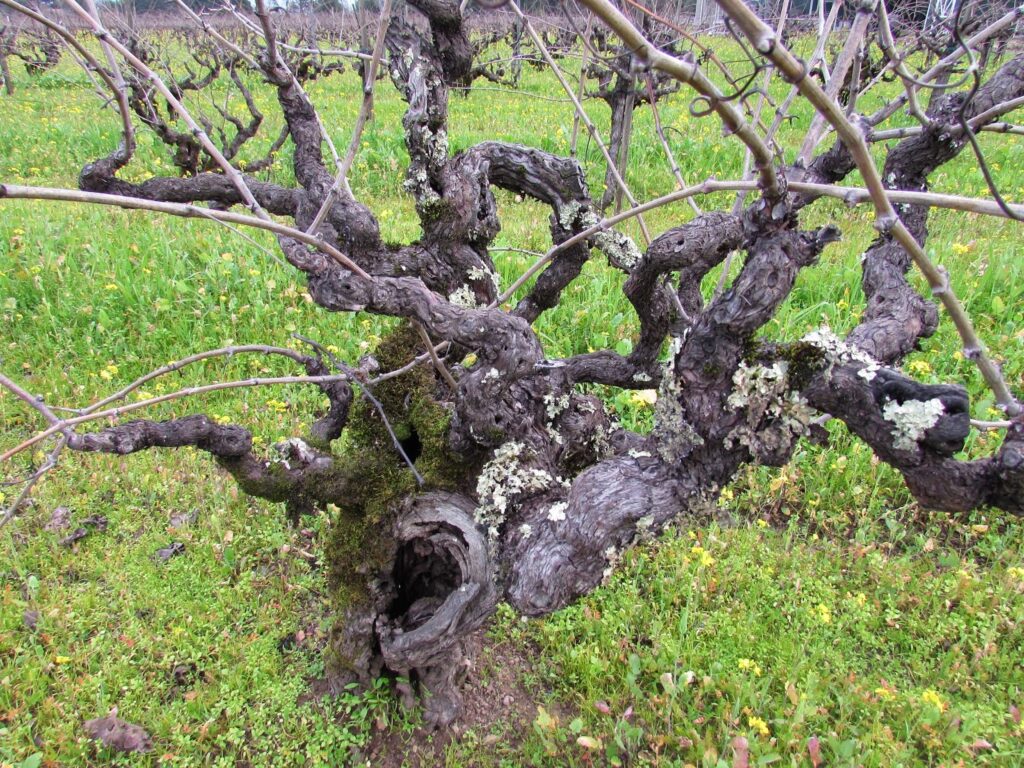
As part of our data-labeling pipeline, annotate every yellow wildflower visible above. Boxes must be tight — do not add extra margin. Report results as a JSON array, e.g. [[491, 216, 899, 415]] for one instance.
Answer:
[[921, 689, 946, 712], [906, 360, 932, 377], [690, 545, 715, 568], [748, 715, 769, 737], [737, 658, 762, 676], [815, 603, 832, 625], [630, 389, 658, 407]]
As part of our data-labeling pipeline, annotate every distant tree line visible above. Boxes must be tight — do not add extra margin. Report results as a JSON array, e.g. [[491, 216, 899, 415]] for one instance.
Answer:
[[101, 0, 1020, 22], [110, 0, 254, 13]]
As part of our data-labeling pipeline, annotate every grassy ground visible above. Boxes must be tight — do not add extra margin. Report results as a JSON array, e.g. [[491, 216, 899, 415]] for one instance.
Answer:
[[1, 33, 1023, 767]]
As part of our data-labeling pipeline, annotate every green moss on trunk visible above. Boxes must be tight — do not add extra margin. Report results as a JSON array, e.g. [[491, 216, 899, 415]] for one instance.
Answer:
[[323, 323, 474, 681]]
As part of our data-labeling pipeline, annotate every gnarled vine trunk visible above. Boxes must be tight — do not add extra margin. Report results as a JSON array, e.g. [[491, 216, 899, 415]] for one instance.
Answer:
[[2, 0, 1023, 728]]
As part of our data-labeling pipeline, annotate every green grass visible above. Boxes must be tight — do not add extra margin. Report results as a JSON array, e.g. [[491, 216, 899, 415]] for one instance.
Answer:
[[507, 521, 1024, 767], [1, 32, 1023, 768]]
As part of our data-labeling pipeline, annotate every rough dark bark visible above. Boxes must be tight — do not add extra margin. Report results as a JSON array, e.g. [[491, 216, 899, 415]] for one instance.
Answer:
[[70, 415, 254, 457], [803, 363, 1024, 513], [79, 167, 302, 216]]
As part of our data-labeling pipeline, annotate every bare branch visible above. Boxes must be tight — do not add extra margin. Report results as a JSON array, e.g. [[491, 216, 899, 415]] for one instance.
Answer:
[[0, 183, 370, 278], [1, 374, 351, 463]]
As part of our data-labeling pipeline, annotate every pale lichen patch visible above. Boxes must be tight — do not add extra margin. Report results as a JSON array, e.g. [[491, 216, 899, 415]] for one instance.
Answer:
[[403, 166, 441, 209], [725, 361, 815, 459], [588, 420, 613, 459], [468, 265, 501, 292], [543, 392, 570, 421], [653, 372, 704, 463], [556, 201, 642, 271], [448, 284, 481, 309], [271, 437, 319, 470], [556, 200, 589, 230], [475, 441, 555, 543], [593, 229, 643, 271], [424, 127, 449, 168], [802, 325, 880, 382], [634, 514, 655, 542], [882, 397, 944, 451], [547, 501, 568, 522]]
